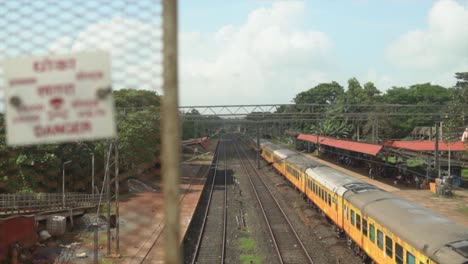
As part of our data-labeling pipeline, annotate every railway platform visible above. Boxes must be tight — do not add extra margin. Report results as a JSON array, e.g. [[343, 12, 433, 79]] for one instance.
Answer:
[[117, 162, 211, 264], [304, 153, 468, 227]]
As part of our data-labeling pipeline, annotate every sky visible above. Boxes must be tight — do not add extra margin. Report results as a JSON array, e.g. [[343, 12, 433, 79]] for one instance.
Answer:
[[178, 0, 468, 105], [0, 0, 467, 107]]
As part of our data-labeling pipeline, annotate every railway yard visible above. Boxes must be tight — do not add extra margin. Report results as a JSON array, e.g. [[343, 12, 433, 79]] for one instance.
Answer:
[[2, 1, 468, 264], [3, 133, 468, 264]]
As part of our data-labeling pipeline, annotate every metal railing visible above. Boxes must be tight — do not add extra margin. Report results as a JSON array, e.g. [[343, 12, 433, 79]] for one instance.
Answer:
[[0, 193, 100, 215]]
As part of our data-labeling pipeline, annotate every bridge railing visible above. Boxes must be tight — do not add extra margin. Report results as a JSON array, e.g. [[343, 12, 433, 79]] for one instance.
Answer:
[[0, 193, 100, 215]]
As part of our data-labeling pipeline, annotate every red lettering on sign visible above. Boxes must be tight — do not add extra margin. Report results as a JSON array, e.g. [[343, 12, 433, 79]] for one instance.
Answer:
[[38, 83, 75, 96], [13, 115, 40, 123], [33, 58, 76, 73], [9, 78, 37, 87], [76, 71, 103, 80], [34, 121, 92, 137]]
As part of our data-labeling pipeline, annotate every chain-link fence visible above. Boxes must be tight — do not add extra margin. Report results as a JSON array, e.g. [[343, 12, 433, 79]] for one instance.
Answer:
[[0, 0, 163, 188], [0, 1, 166, 262], [0, 0, 162, 93]]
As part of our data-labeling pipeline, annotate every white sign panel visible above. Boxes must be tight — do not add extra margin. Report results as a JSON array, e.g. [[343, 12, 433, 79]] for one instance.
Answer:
[[4, 51, 116, 145]]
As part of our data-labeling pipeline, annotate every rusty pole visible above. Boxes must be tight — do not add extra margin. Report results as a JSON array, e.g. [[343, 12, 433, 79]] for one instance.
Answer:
[[162, 0, 181, 263]]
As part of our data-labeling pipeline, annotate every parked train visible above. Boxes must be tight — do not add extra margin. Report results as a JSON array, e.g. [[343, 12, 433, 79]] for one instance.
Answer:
[[257, 139, 468, 264]]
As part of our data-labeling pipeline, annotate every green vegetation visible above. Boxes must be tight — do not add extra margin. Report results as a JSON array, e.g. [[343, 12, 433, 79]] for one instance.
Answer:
[[386, 157, 425, 167], [290, 72, 468, 141], [239, 237, 256, 251], [240, 254, 261, 264], [462, 169, 468, 179], [238, 230, 261, 264], [406, 159, 425, 167], [457, 205, 468, 214]]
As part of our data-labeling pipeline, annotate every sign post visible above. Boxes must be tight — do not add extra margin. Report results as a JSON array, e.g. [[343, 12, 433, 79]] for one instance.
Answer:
[[4, 51, 116, 145]]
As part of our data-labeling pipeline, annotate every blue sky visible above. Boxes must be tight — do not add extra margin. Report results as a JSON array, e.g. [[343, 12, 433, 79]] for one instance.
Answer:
[[1, 0, 467, 106], [178, 0, 467, 105]]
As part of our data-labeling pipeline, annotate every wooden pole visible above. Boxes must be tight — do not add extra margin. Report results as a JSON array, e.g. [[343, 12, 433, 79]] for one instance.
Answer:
[[162, 0, 181, 263]]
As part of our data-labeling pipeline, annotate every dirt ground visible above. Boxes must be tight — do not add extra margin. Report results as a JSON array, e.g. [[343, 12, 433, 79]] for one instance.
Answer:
[[25, 143, 216, 264]]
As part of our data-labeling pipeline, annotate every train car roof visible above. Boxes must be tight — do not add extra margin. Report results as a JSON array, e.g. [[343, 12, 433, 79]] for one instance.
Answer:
[[286, 154, 321, 172], [305, 166, 365, 194], [254, 139, 284, 150], [273, 149, 297, 159], [345, 190, 468, 262]]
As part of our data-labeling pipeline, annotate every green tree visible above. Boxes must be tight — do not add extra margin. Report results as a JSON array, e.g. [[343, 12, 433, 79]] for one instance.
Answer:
[[381, 83, 450, 139], [114, 89, 161, 170], [307, 119, 351, 138], [293, 81, 344, 105]]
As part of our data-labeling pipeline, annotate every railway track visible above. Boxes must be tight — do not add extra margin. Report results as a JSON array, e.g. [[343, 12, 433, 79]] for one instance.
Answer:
[[192, 137, 228, 263], [235, 139, 314, 264]]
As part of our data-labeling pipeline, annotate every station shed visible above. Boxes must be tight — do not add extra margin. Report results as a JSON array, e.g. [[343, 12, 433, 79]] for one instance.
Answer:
[[296, 134, 384, 173]]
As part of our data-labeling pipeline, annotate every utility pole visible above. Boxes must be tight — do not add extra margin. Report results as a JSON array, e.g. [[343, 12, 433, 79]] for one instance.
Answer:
[[435, 120, 440, 178], [62, 160, 72, 208], [162, 0, 181, 262], [256, 123, 260, 169], [91, 153, 95, 195], [105, 144, 111, 255], [114, 141, 120, 253]]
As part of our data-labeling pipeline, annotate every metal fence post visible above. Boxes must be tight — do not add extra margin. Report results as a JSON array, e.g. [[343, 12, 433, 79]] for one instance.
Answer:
[[162, 0, 181, 263]]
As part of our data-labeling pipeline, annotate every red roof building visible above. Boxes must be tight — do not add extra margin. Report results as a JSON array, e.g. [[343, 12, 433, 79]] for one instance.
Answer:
[[384, 141, 466, 152], [297, 134, 383, 156]]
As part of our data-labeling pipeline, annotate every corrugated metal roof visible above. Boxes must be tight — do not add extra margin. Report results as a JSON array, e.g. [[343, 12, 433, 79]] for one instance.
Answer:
[[384, 140, 466, 151], [297, 134, 383, 156]]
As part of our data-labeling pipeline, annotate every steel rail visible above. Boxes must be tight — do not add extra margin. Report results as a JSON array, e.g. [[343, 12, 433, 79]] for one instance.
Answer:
[[192, 138, 227, 264], [234, 139, 314, 264]]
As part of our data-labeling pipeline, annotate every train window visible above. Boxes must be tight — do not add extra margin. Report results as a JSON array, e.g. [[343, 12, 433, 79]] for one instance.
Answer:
[[377, 230, 383, 250], [362, 219, 368, 236], [406, 252, 415, 264], [385, 236, 393, 258], [356, 214, 361, 230], [327, 193, 331, 206], [395, 243, 403, 264], [369, 224, 375, 243], [351, 210, 355, 225]]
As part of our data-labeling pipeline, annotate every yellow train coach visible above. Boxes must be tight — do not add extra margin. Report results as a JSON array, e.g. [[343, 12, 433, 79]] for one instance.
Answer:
[[259, 140, 468, 264]]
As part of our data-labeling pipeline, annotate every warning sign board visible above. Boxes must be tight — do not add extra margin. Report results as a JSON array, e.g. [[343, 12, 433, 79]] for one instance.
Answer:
[[4, 51, 117, 145]]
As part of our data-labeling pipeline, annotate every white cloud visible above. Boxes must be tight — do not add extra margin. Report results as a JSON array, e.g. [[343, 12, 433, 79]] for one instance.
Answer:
[[48, 17, 162, 92], [387, 0, 468, 81], [179, 1, 333, 105], [366, 68, 393, 90]]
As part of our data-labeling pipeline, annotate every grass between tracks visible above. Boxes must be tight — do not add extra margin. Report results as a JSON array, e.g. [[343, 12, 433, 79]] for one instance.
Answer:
[[458, 205, 468, 214], [239, 230, 261, 264]]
